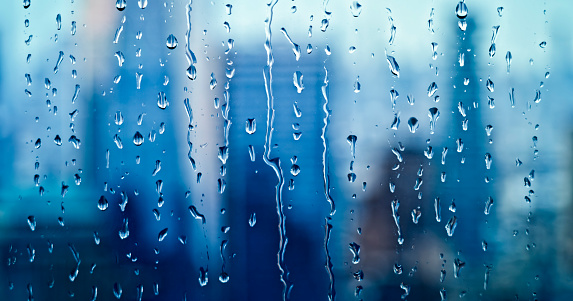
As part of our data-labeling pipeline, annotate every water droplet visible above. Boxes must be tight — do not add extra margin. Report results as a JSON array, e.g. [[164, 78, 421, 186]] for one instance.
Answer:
[[249, 213, 257, 227], [533, 89, 541, 103], [539, 41, 547, 48], [98, 196, 109, 211], [428, 107, 440, 134], [113, 283, 122, 299], [280, 28, 301, 61], [158, 228, 168, 241], [68, 135, 81, 149], [119, 218, 129, 239], [166, 34, 178, 49], [445, 216, 458, 236], [23, 0, 31, 9], [189, 206, 206, 224], [386, 55, 400, 77], [347, 135, 357, 158], [456, 138, 464, 152], [484, 196, 494, 215], [485, 153, 492, 169], [293, 71, 304, 93], [350, 1, 362, 17], [157, 91, 169, 109], [486, 79, 494, 92], [114, 111, 124, 125], [455, 1, 468, 19], [453, 258, 465, 278], [407, 117, 419, 133], [488, 43, 496, 58], [246, 118, 256, 134], [505, 51, 512, 73], [321, 19, 329, 32], [34, 138, 41, 149], [427, 82, 438, 97], [138, 0, 148, 9], [290, 164, 300, 176], [133, 132, 144, 146], [411, 207, 422, 224], [199, 267, 208, 286], [349, 242, 361, 264], [116, 0, 126, 11], [27, 216, 36, 231]]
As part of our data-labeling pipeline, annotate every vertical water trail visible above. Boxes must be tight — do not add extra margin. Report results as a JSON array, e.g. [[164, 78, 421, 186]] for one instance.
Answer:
[[262, 1, 290, 299], [324, 218, 335, 301], [321, 67, 335, 215], [185, 1, 197, 80]]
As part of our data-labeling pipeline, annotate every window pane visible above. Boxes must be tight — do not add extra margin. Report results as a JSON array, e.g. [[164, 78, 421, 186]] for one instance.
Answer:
[[1, 1, 570, 300]]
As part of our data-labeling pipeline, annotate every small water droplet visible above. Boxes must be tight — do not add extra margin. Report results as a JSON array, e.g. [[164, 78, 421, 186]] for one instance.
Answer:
[[386, 55, 400, 77], [23, 0, 31, 9], [138, 0, 148, 9], [157, 91, 169, 109], [199, 267, 208, 286], [485, 153, 492, 169], [539, 41, 547, 48], [249, 213, 257, 227], [349, 242, 361, 264], [293, 71, 304, 93], [445, 216, 458, 236], [27, 216, 36, 231], [350, 1, 362, 17], [158, 228, 168, 241]]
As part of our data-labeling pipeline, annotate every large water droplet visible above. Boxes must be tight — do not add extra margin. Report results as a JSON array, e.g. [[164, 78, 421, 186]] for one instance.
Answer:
[[133, 132, 144, 146], [97, 196, 109, 211], [138, 0, 148, 9], [23, 0, 31, 9], [27, 216, 36, 231], [157, 91, 169, 109], [166, 34, 178, 49], [116, 0, 126, 11], [455, 1, 468, 19], [407, 117, 419, 133], [445, 216, 458, 236], [246, 118, 256, 134]]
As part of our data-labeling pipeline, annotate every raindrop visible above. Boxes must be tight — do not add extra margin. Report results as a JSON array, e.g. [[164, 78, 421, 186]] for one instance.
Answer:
[[349, 242, 361, 264], [484, 196, 494, 215], [246, 118, 256, 134], [68, 136, 81, 149], [133, 132, 144, 146], [34, 138, 41, 149], [428, 107, 440, 134], [320, 19, 329, 32], [189, 206, 206, 224], [445, 216, 458, 236], [138, 0, 148, 9], [97, 196, 109, 211], [455, 1, 468, 19], [497, 7, 504, 17], [456, 138, 464, 152], [411, 207, 422, 224], [119, 218, 129, 239], [434, 198, 441, 222], [427, 82, 438, 97], [407, 117, 419, 133], [453, 258, 465, 278], [347, 135, 357, 158], [539, 41, 547, 48], [158, 228, 168, 241], [249, 213, 257, 227], [280, 28, 301, 61], [199, 267, 208, 286], [24, 0, 31, 9], [166, 34, 178, 49], [114, 111, 124, 125], [353, 77, 361, 93], [486, 79, 494, 92], [485, 153, 492, 169], [290, 165, 300, 176], [509, 88, 515, 107], [116, 0, 126, 11], [293, 71, 304, 93], [157, 92, 169, 109], [114, 51, 125, 67], [113, 134, 123, 149], [505, 51, 512, 73], [350, 1, 362, 17], [533, 89, 541, 103], [488, 43, 496, 58], [27, 216, 36, 231], [386, 55, 400, 77]]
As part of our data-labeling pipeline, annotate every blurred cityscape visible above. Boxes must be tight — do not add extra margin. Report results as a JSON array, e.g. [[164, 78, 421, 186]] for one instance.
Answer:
[[1, 0, 572, 300]]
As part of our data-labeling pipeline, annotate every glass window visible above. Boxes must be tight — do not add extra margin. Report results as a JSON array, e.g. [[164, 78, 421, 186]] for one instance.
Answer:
[[1, 1, 569, 300]]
